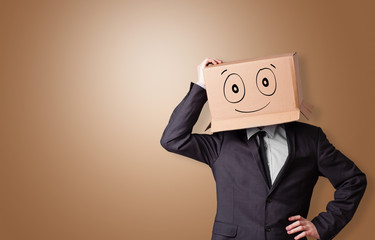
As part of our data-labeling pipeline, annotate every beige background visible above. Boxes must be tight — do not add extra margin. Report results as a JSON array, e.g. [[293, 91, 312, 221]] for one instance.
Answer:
[[0, 0, 374, 239]]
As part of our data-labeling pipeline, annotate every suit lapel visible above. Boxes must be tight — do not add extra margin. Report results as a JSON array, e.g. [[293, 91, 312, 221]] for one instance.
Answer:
[[246, 132, 271, 190], [268, 123, 296, 196]]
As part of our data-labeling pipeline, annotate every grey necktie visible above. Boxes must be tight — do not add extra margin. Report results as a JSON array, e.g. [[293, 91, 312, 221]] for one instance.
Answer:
[[255, 131, 272, 188]]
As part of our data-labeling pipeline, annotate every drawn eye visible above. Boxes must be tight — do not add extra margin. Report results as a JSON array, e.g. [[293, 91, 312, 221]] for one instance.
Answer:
[[256, 68, 277, 96], [223, 73, 245, 103]]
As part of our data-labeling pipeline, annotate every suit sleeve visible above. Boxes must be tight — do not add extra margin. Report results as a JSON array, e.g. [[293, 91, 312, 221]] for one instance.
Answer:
[[160, 82, 223, 167], [311, 127, 367, 240]]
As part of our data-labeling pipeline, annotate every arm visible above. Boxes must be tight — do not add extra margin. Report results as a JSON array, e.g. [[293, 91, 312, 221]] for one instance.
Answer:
[[311, 127, 367, 240], [160, 58, 223, 166]]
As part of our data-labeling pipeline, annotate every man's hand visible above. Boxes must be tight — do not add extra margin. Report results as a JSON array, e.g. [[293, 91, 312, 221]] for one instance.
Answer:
[[286, 215, 320, 239], [196, 58, 222, 88]]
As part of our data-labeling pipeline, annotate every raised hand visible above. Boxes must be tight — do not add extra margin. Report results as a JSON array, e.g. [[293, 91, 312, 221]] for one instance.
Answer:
[[196, 58, 222, 88]]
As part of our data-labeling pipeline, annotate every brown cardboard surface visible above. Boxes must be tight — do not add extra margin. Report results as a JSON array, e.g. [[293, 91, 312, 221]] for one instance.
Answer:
[[204, 52, 307, 132]]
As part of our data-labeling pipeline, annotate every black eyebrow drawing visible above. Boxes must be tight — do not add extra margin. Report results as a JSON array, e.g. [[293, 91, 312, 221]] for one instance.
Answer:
[[270, 64, 276, 69], [221, 69, 228, 75]]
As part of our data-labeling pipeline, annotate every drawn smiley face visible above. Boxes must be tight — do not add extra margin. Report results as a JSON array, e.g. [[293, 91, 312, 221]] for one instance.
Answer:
[[222, 64, 277, 113], [203, 53, 300, 132]]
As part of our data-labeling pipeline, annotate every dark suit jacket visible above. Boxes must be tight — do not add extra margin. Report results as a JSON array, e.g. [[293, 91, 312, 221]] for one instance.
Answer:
[[160, 83, 366, 240]]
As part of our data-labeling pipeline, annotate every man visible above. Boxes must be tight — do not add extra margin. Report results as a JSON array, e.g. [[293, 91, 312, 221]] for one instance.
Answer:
[[160, 58, 366, 240]]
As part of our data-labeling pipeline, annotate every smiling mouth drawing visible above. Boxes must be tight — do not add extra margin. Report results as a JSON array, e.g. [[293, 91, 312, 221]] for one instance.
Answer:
[[235, 102, 271, 113]]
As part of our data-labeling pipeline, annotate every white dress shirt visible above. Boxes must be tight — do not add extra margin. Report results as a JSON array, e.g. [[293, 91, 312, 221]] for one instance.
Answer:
[[246, 125, 289, 184]]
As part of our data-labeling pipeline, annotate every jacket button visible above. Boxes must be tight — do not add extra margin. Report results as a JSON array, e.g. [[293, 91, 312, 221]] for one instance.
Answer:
[[265, 227, 271, 232], [266, 198, 272, 203]]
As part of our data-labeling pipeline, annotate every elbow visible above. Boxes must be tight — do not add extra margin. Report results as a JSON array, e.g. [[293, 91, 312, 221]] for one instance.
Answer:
[[160, 135, 175, 152], [361, 173, 367, 192], [160, 134, 187, 153], [160, 137, 169, 151], [353, 172, 367, 199], [357, 173, 367, 203]]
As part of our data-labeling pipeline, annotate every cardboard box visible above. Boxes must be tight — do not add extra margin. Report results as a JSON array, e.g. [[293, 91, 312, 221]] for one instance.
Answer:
[[204, 52, 312, 132]]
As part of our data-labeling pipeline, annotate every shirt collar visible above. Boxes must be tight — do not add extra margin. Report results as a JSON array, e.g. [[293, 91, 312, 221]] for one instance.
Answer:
[[246, 124, 278, 140]]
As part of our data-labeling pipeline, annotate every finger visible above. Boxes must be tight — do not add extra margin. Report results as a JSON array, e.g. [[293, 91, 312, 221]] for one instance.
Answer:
[[286, 220, 302, 230], [204, 59, 216, 66], [210, 58, 220, 65], [294, 231, 307, 240], [213, 58, 223, 64], [287, 225, 304, 234], [288, 215, 302, 221], [203, 58, 211, 66]]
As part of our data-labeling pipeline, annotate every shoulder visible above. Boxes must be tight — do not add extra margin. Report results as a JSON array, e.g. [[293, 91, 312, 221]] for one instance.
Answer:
[[284, 121, 322, 138], [211, 128, 246, 142], [285, 121, 320, 130]]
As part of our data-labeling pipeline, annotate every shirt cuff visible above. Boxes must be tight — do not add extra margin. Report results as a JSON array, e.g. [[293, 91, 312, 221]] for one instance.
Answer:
[[195, 81, 206, 89]]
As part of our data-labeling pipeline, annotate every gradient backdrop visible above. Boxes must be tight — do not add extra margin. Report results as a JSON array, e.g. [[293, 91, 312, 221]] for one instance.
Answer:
[[0, 1, 374, 239]]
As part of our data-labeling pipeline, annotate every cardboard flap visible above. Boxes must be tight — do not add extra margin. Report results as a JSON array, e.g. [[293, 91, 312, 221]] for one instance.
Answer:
[[300, 100, 314, 120]]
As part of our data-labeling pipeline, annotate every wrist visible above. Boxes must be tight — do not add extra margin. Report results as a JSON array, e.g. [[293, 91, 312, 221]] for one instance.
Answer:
[[195, 81, 206, 89]]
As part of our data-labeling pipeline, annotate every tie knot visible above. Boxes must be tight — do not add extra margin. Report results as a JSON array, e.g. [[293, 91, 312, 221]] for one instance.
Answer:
[[257, 131, 266, 138]]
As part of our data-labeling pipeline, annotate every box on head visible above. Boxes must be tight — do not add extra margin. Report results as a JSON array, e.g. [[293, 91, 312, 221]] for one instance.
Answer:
[[203, 52, 313, 132]]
